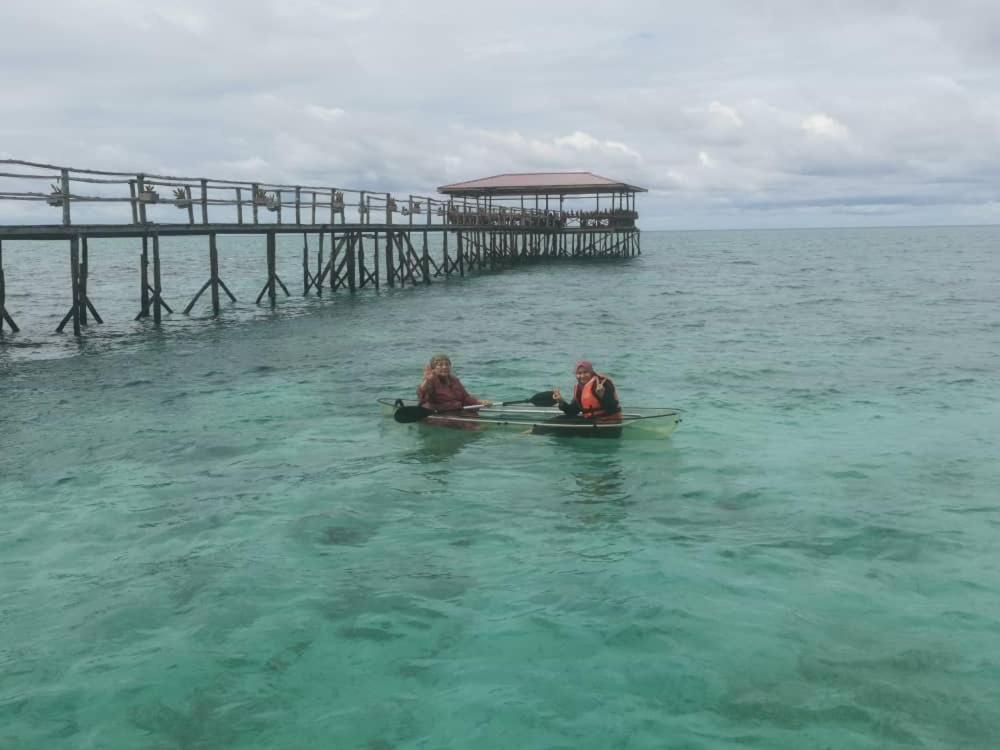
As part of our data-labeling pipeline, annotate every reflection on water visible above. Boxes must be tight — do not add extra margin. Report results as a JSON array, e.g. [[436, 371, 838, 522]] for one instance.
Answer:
[[561, 440, 629, 509], [402, 423, 484, 464]]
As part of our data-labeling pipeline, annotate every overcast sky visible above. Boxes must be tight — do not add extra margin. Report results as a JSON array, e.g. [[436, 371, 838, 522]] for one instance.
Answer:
[[3, 0, 1000, 229]]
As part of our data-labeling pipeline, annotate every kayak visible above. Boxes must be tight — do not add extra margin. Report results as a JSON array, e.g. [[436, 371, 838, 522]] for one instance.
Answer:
[[378, 398, 682, 440]]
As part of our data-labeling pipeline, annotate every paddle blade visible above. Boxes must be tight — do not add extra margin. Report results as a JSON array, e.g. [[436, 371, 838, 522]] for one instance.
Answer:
[[394, 405, 433, 423], [529, 391, 557, 407]]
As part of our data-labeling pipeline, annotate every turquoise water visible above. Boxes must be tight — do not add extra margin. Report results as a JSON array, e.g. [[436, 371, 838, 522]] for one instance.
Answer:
[[2, 227, 1000, 748]]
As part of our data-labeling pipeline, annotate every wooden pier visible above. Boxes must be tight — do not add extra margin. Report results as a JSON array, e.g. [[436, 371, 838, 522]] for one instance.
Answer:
[[0, 160, 645, 338]]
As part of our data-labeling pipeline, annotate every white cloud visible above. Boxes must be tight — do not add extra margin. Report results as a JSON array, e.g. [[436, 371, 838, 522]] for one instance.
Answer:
[[802, 114, 850, 141], [1, 1, 1000, 228]]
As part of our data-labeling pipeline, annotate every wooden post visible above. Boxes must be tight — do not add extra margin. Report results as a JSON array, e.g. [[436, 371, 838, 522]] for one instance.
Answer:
[[384, 230, 395, 287], [316, 232, 324, 298], [276, 190, 282, 225], [311, 191, 317, 224], [442, 226, 450, 277], [200, 179, 209, 224], [267, 231, 276, 307], [252, 182, 259, 224], [69, 237, 81, 335], [0, 240, 19, 333], [209, 233, 221, 315], [186, 186, 195, 225], [302, 232, 310, 295], [152, 233, 163, 325], [79, 236, 89, 326], [373, 230, 380, 290], [138, 235, 149, 318], [295, 186, 301, 225], [347, 233, 356, 292], [61, 169, 71, 227], [236, 187, 244, 224], [129, 180, 138, 224], [422, 228, 430, 284], [137, 175, 148, 224]]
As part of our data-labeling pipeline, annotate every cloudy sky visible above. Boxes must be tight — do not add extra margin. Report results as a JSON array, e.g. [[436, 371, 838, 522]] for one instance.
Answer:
[[3, 0, 999, 229]]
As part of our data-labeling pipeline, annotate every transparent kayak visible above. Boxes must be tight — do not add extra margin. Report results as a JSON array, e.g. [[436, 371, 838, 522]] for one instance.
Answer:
[[378, 398, 682, 440]]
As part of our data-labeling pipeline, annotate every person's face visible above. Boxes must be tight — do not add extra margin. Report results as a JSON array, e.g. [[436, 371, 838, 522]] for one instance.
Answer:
[[432, 360, 452, 377], [575, 368, 593, 383]]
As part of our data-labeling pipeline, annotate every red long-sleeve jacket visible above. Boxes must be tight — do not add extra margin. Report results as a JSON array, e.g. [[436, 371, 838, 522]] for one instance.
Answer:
[[417, 375, 479, 412]]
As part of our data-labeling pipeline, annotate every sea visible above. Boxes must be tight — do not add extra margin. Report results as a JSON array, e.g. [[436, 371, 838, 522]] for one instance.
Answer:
[[1, 226, 999, 749]]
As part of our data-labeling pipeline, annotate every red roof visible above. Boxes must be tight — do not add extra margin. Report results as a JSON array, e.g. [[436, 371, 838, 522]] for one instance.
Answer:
[[438, 171, 645, 196]]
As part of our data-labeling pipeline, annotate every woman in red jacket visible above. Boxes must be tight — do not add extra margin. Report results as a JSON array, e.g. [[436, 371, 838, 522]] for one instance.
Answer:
[[417, 354, 492, 412]]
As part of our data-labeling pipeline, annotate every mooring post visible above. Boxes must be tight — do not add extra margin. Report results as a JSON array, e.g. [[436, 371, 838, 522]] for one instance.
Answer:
[[0, 240, 19, 333]]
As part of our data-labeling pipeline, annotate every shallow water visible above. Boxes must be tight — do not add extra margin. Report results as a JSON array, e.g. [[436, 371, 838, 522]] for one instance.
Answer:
[[2, 226, 999, 748]]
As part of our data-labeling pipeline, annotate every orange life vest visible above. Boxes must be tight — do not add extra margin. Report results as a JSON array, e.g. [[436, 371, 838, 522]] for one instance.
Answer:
[[578, 375, 622, 421]]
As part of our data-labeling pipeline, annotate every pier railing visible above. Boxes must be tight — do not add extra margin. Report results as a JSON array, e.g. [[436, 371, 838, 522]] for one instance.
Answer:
[[0, 159, 642, 338], [0, 159, 635, 232]]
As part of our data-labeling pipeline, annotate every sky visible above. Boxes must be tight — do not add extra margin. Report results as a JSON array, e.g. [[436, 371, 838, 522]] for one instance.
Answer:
[[2, 0, 1000, 230]]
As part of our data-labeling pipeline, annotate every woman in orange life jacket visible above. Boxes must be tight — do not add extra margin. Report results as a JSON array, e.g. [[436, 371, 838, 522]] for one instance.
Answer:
[[417, 353, 492, 412], [552, 360, 622, 422]]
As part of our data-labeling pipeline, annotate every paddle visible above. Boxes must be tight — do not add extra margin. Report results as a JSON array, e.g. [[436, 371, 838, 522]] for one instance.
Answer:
[[394, 390, 556, 423]]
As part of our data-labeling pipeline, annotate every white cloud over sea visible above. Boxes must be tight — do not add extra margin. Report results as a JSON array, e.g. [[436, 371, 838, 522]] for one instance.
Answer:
[[2, 0, 1000, 229]]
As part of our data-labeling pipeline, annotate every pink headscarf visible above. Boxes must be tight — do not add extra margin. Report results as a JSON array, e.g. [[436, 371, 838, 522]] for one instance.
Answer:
[[575, 360, 594, 373]]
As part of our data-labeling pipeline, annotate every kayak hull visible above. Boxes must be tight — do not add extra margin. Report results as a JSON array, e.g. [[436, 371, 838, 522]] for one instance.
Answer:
[[378, 399, 681, 440]]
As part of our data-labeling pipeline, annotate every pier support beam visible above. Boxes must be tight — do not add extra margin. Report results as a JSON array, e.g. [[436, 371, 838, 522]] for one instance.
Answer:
[[0, 240, 19, 333], [56, 235, 103, 335], [135, 234, 174, 321], [185, 232, 236, 315], [256, 231, 289, 307]]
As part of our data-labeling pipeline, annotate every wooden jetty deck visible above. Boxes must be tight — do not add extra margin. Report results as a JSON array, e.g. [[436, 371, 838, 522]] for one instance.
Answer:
[[0, 160, 645, 337]]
